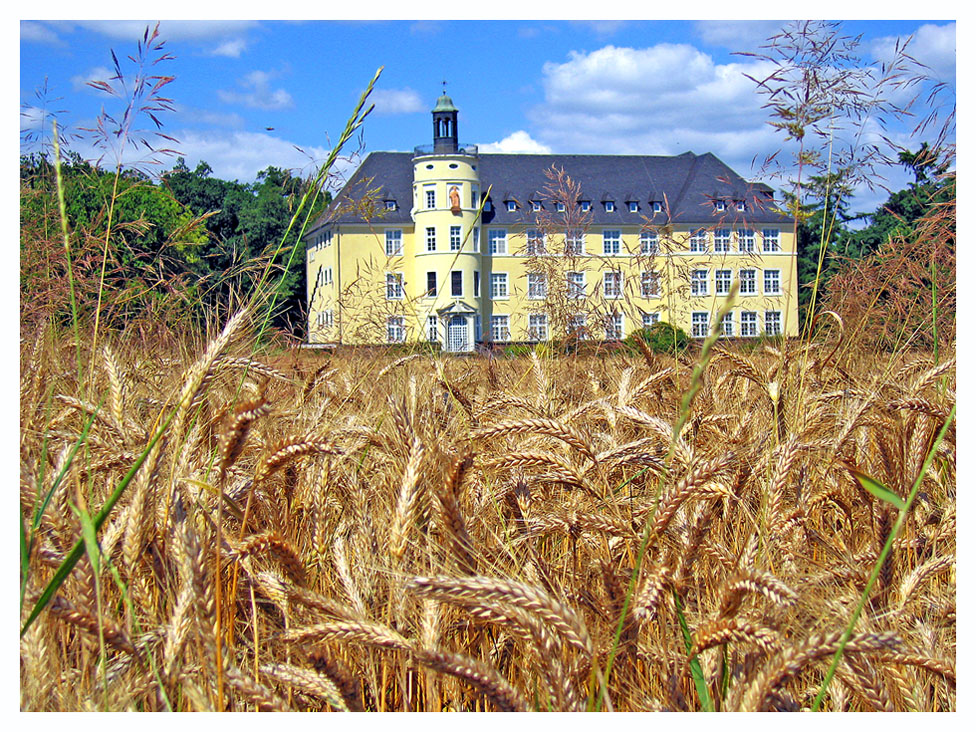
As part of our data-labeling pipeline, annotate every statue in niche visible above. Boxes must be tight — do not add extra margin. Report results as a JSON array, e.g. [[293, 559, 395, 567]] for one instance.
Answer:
[[449, 186, 461, 214]]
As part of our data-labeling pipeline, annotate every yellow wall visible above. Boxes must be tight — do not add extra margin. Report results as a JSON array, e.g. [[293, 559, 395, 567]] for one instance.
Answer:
[[308, 212, 798, 345]]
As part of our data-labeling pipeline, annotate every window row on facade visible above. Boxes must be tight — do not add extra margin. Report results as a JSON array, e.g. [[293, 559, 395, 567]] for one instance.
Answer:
[[372, 226, 781, 256], [382, 267, 784, 300], [377, 309, 784, 344]]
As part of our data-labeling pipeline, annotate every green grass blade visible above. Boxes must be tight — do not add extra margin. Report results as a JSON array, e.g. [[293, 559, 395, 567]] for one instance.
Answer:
[[812, 403, 956, 710], [20, 402, 177, 637], [674, 590, 713, 711], [847, 467, 906, 510]]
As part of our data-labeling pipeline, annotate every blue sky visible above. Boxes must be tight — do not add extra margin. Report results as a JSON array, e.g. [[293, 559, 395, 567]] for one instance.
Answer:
[[20, 18, 956, 216]]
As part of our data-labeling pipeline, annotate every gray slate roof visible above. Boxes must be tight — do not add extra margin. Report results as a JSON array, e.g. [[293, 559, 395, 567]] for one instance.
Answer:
[[307, 150, 788, 236]]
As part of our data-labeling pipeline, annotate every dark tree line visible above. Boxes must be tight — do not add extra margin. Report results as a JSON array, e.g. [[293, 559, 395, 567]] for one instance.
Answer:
[[20, 152, 330, 335]]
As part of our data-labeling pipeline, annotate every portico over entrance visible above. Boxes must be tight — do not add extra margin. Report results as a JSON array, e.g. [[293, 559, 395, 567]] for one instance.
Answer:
[[435, 300, 478, 353]]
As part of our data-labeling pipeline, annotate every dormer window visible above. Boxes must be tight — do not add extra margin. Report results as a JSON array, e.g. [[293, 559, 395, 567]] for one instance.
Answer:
[[385, 200, 397, 211], [736, 201, 746, 212], [715, 200, 726, 212], [629, 201, 638, 213], [605, 201, 615, 213], [483, 199, 492, 212], [507, 201, 517, 212], [652, 201, 662, 213], [580, 201, 591, 212], [556, 202, 565, 212], [532, 200, 541, 212]]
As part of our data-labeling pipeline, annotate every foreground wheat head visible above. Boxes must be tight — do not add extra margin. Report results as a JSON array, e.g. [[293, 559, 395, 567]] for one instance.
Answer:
[[20, 318, 955, 711]]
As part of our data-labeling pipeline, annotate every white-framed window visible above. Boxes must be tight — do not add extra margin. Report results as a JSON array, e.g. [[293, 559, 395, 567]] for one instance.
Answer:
[[641, 271, 659, 298], [690, 229, 709, 253], [316, 309, 334, 329], [565, 230, 584, 255], [426, 271, 437, 297], [507, 200, 517, 212], [629, 201, 638, 212], [605, 201, 615, 213], [714, 229, 731, 253], [425, 186, 436, 209], [488, 229, 507, 255], [739, 268, 757, 295], [473, 270, 480, 297], [451, 270, 463, 297], [736, 201, 746, 212], [315, 266, 333, 287], [715, 200, 726, 212], [387, 316, 405, 343], [720, 312, 734, 337], [427, 315, 439, 343], [472, 227, 480, 252], [526, 229, 546, 255], [738, 228, 755, 252], [691, 269, 709, 296], [386, 272, 404, 300], [603, 271, 623, 299], [426, 227, 436, 252], [567, 271, 586, 299], [569, 314, 587, 337], [642, 312, 660, 329], [490, 314, 510, 342], [603, 230, 621, 255], [527, 273, 547, 300], [741, 311, 758, 337], [528, 313, 548, 342], [490, 272, 508, 299], [762, 228, 781, 252], [765, 310, 782, 336], [652, 201, 662, 213], [385, 200, 397, 211], [532, 200, 541, 212], [475, 315, 482, 341], [605, 311, 623, 340], [556, 202, 566, 212], [471, 188, 479, 209], [450, 225, 462, 251], [580, 201, 591, 212], [764, 269, 781, 295], [386, 229, 403, 256], [640, 230, 658, 256], [715, 269, 732, 296], [692, 312, 709, 338]]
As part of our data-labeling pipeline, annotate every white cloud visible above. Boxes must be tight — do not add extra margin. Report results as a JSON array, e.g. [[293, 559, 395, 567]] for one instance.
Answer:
[[165, 129, 338, 184], [73, 20, 259, 43], [212, 39, 248, 58], [20, 21, 61, 45], [218, 70, 294, 111], [530, 44, 780, 175], [694, 20, 786, 50], [71, 67, 114, 93], [869, 22, 955, 85], [569, 20, 627, 38], [479, 131, 552, 154], [370, 88, 425, 115]]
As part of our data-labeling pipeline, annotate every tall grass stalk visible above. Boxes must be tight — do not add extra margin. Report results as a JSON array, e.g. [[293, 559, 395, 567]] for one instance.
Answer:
[[596, 282, 738, 712], [52, 121, 83, 393]]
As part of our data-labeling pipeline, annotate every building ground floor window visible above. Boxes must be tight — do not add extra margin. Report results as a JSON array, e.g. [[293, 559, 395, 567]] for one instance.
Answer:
[[387, 316, 405, 343]]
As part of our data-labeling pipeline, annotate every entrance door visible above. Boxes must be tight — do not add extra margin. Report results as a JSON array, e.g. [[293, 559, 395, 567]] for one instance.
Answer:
[[446, 315, 468, 352]]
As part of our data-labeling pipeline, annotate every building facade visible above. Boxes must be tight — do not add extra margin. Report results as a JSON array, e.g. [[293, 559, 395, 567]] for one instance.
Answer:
[[305, 93, 797, 351]]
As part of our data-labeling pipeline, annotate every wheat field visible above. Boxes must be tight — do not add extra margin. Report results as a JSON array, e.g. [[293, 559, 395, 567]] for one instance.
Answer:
[[19, 311, 956, 712]]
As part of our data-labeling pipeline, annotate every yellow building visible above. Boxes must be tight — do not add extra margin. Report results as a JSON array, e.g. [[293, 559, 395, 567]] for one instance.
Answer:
[[305, 92, 798, 351]]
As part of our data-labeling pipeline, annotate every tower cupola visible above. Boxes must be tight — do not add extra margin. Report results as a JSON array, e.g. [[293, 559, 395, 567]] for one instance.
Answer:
[[432, 89, 459, 154]]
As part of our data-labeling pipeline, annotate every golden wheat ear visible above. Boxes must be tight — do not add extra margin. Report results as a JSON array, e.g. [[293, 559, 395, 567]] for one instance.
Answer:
[[217, 391, 271, 483]]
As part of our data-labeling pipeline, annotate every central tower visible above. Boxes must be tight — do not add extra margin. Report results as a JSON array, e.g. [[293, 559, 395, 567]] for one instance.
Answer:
[[412, 91, 482, 352]]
